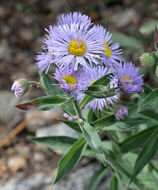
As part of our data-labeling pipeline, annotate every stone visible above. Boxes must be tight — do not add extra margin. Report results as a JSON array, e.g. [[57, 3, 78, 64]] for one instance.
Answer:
[[0, 91, 20, 124], [112, 9, 137, 27], [26, 107, 63, 132], [0, 173, 52, 190], [0, 159, 8, 177], [7, 156, 26, 172], [19, 28, 34, 41]]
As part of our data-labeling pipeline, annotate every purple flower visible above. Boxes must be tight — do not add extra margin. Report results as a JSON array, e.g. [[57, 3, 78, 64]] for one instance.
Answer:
[[11, 79, 29, 98], [57, 12, 92, 27], [115, 107, 128, 120], [114, 62, 143, 93], [46, 21, 103, 71], [53, 66, 85, 95], [95, 25, 123, 68], [78, 66, 120, 111], [35, 49, 54, 73]]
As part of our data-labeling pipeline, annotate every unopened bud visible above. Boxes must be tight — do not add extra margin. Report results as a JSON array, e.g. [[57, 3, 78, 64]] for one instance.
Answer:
[[154, 26, 158, 51], [115, 107, 128, 120], [155, 66, 158, 77], [11, 79, 30, 98], [63, 113, 73, 121], [140, 53, 154, 66]]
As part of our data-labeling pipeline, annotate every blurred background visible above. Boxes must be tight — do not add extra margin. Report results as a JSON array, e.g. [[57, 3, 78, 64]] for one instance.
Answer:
[[0, 0, 158, 189]]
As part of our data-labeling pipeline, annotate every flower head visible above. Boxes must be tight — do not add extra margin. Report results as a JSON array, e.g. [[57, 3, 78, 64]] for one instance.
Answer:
[[115, 62, 143, 93], [53, 66, 85, 95], [78, 66, 120, 111], [96, 25, 123, 68], [35, 49, 54, 73], [46, 21, 103, 70], [115, 107, 128, 120], [11, 79, 30, 98], [57, 12, 92, 28]]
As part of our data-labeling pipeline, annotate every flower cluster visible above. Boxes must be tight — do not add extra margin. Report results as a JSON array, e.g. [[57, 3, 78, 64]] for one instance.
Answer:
[[12, 12, 144, 112], [35, 12, 143, 111]]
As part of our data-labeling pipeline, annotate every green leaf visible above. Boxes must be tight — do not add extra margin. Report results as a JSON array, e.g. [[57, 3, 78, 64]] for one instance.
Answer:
[[16, 95, 68, 111], [120, 126, 157, 153], [138, 108, 158, 122], [87, 167, 108, 190], [31, 135, 96, 157], [85, 85, 119, 98], [132, 127, 158, 178], [31, 136, 77, 153], [79, 73, 113, 106], [91, 115, 116, 128], [139, 88, 158, 110], [110, 174, 122, 190], [92, 73, 113, 86], [104, 150, 143, 189], [81, 121, 104, 154], [53, 137, 87, 183], [139, 20, 158, 35], [39, 71, 64, 96], [59, 119, 81, 133], [62, 102, 77, 117], [112, 32, 143, 49]]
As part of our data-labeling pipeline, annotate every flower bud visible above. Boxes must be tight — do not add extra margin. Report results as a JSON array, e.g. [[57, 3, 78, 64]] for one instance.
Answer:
[[11, 79, 30, 98], [155, 66, 158, 77], [63, 113, 73, 121], [154, 26, 158, 51], [115, 107, 128, 120], [140, 53, 154, 66]]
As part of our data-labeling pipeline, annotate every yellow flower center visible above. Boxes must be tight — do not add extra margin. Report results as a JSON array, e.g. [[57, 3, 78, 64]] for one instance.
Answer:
[[121, 76, 134, 86], [89, 80, 96, 86], [62, 75, 77, 86], [48, 51, 53, 56], [102, 42, 112, 57], [68, 40, 86, 56]]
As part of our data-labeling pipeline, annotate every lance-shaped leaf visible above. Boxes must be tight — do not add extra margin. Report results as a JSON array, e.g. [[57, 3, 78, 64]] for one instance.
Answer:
[[110, 174, 122, 190], [87, 167, 108, 190], [53, 137, 87, 183], [31, 136, 77, 153], [79, 73, 113, 106], [81, 121, 104, 154], [39, 71, 64, 96], [104, 150, 143, 189], [91, 115, 116, 128], [16, 95, 69, 111], [138, 108, 158, 122], [62, 102, 77, 117], [112, 32, 143, 49], [139, 88, 158, 110], [120, 126, 157, 153], [85, 85, 119, 98], [59, 119, 81, 133], [132, 127, 158, 179]]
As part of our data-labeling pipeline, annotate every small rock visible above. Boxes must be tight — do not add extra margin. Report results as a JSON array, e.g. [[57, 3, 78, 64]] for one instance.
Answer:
[[0, 91, 20, 124], [19, 28, 34, 41], [0, 173, 51, 190], [36, 122, 78, 138], [112, 9, 137, 27], [7, 156, 26, 172], [26, 107, 63, 132], [0, 159, 8, 177]]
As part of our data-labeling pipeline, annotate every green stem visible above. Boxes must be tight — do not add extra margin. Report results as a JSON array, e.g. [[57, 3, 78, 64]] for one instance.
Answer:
[[105, 131, 119, 145], [72, 98, 83, 121]]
